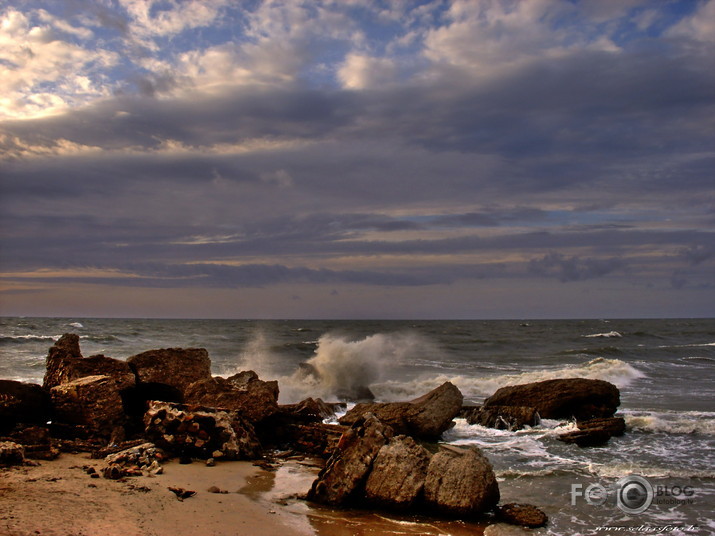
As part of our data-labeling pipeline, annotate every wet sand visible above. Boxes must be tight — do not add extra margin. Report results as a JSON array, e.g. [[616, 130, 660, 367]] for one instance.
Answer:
[[0, 454, 494, 536]]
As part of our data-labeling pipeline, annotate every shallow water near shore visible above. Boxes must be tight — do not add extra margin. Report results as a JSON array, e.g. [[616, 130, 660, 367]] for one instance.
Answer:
[[2, 317, 714, 535]]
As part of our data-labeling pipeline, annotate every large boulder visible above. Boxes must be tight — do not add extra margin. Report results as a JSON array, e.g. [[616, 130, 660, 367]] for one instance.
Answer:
[[43, 334, 135, 392], [49, 375, 127, 438], [143, 401, 261, 460], [484, 378, 620, 420], [423, 445, 500, 517], [364, 435, 431, 510], [127, 348, 211, 398], [0, 441, 25, 466], [308, 413, 393, 506], [339, 382, 463, 439], [464, 405, 539, 431], [0, 380, 50, 432], [558, 416, 626, 447], [183, 371, 279, 423]]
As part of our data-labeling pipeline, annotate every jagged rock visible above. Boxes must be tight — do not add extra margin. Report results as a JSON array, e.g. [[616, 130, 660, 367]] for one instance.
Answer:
[[308, 413, 393, 506], [497, 503, 548, 528], [558, 416, 626, 447], [296, 363, 375, 401], [423, 445, 500, 517], [464, 405, 539, 431], [43, 334, 135, 393], [50, 375, 127, 438], [0, 441, 25, 465], [103, 442, 166, 477], [0, 380, 50, 432], [484, 378, 620, 420], [184, 371, 279, 423], [339, 382, 463, 439], [279, 397, 343, 422], [364, 435, 431, 510], [143, 401, 261, 460], [127, 348, 212, 398]]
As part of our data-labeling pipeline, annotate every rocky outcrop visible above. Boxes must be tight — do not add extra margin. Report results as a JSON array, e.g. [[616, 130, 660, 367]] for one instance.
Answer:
[[103, 442, 166, 479], [143, 401, 261, 460], [497, 503, 548, 528], [423, 445, 500, 517], [0, 441, 25, 465], [183, 371, 279, 423], [484, 378, 620, 420], [127, 348, 212, 398], [43, 334, 83, 389], [308, 413, 393, 506], [364, 435, 431, 510], [3, 426, 59, 460], [0, 380, 50, 432], [558, 416, 626, 447], [463, 405, 539, 431], [339, 382, 463, 439], [49, 375, 127, 439]]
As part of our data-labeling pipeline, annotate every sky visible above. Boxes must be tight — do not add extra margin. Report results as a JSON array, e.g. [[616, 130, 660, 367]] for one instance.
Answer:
[[0, 0, 713, 320]]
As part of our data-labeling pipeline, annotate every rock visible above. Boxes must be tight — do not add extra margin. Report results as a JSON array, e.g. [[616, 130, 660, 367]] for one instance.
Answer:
[[168, 486, 196, 501], [104, 442, 167, 475], [339, 382, 463, 439], [143, 401, 261, 460], [484, 523, 534, 536], [4, 425, 59, 460], [0, 380, 50, 432], [127, 348, 212, 398], [43, 334, 83, 389], [364, 435, 431, 510], [279, 397, 341, 422], [0, 441, 25, 465], [183, 371, 279, 423], [484, 378, 620, 420], [50, 375, 127, 438], [43, 334, 135, 393], [308, 413, 393, 506], [497, 503, 548, 528], [558, 416, 626, 447], [465, 406, 539, 431], [423, 445, 500, 517]]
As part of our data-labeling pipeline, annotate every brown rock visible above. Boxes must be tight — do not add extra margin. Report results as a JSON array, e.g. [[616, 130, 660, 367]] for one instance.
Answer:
[[4, 425, 59, 460], [339, 382, 463, 439], [484, 378, 620, 420], [50, 375, 127, 438], [558, 416, 626, 447], [0, 380, 50, 432], [127, 348, 212, 398], [364, 435, 431, 510], [308, 413, 393, 506], [184, 371, 279, 423], [42, 334, 135, 392], [423, 445, 500, 517], [143, 400, 261, 460], [498, 503, 548, 528], [465, 405, 539, 431], [0, 441, 25, 465]]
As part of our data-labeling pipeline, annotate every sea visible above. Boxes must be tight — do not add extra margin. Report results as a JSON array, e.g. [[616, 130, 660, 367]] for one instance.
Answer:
[[1, 317, 714, 536]]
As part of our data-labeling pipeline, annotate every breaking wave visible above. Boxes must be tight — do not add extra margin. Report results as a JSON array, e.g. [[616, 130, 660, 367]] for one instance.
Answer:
[[584, 331, 622, 338], [624, 410, 715, 436], [373, 357, 645, 402]]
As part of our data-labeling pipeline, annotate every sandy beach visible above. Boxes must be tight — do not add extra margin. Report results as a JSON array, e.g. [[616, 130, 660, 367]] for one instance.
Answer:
[[1, 453, 494, 536]]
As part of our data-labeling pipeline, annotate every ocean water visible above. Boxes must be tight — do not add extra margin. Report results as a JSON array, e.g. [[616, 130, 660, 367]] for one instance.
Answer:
[[1, 317, 714, 535]]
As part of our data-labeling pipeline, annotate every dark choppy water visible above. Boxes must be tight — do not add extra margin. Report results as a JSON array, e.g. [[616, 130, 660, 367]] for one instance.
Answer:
[[2, 317, 714, 535]]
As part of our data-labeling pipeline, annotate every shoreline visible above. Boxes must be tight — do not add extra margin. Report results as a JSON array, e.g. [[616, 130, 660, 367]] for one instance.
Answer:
[[0, 453, 496, 536]]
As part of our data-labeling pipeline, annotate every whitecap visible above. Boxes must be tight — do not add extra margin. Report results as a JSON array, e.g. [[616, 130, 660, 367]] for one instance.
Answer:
[[584, 331, 622, 338]]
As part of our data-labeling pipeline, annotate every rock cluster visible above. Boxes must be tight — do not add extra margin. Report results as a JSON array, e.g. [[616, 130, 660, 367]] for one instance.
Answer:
[[308, 413, 500, 518]]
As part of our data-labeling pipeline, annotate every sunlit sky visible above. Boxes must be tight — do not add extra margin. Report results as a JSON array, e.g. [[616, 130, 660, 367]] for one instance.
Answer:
[[0, 0, 713, 319]]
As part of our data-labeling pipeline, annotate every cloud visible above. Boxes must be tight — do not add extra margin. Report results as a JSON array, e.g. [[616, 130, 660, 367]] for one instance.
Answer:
[[528, 252, 626, 282]]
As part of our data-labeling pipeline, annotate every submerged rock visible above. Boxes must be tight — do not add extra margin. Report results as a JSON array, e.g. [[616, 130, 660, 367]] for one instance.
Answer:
[[464, 405, 539, 431], [339, 382, 463, 439], [497, 503, 548, 528], [558, 416, 626, 447], [484, 378, 620, 420], [423, 445, 500, 517]]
